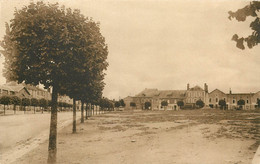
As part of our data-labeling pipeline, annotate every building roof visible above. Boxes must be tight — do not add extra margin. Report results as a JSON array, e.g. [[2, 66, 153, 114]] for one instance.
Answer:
[[135, 88, 186, 99], [209, 89, 226, 95], [188, 85, 204, 91], [0, 83, 31, 95]]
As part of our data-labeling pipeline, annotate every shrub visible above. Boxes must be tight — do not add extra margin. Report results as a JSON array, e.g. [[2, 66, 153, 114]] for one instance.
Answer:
[[218, 99, 226, 109], [177, 101, 184, 109], [161, 101, 168, 107], [196, 100, 204, 108], [144, 102, 151, 110]]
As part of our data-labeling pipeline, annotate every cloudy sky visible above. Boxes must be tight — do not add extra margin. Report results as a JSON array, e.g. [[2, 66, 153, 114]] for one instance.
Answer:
[[0, 0, 260, 100]]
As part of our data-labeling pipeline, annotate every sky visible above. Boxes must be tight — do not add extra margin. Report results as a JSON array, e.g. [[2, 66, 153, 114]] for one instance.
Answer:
[[0, 0, 260, 100]]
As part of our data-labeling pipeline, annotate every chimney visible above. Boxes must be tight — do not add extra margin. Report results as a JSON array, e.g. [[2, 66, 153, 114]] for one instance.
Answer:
[[204, 83, 208, 93], [229, 88, 232, 94], [187, 83, 190, 90]]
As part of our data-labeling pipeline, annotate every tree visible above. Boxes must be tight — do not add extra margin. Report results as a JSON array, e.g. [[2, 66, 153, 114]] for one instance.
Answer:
[[39, 98, 48, 113], [0, 2, 107, 162], [161, 101, 168, 110], [177, 100, 184, 109], [0, 96, 12, 115], [119, 99, 125, 107], [115, 101, 120, 108], [31, 98, 39, 114], [1, 2, 108, 162], [130, 102, 136, 108], [12, 96, 21, 114], [257, 98, 260, 108], [144, 102, 151, 110], [228, 2, 260, 50], [218, 99, 226, 110], [21, 98, 30, 113], [196, 100, 204, 108], [237, 99, 245, 110]]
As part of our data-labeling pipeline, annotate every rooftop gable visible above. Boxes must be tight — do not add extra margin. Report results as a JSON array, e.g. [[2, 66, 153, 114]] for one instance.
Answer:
[[209, 89, 226, 95]]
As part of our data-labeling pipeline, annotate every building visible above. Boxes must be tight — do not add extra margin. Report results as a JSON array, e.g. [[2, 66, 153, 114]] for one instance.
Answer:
[[124, 83, 260, 110], [209, 89, 259, 110], [0, 82, 73, 104]]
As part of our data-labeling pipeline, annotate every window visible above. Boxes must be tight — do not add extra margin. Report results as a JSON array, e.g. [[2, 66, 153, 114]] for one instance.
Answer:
[[216, 98, 218, 102], [233, 100, 235, 104], [209, 98, 211, 103], [247, 100, 249, 104]]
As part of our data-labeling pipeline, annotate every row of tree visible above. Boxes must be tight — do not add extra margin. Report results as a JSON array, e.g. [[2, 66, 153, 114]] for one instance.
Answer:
[[114, 99, 126, 108], [0, 95, 73, 115], [0, 2, 109, 163]]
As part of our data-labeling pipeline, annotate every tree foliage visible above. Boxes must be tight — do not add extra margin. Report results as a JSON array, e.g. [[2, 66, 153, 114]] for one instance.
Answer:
[[228, 2, 260, 50], [196, 100, 204, 108], [218, 99, 226, 109], [0, 96, 12, 105], [177, 100, 184, 108], [99, 97, 113, 110], [39, 98, 48, 108], [237, 99, 245, 106], [257, 98, 260, 108], [161, 101, 168, 107], [21, 98, 30, 107], [144, 101, 151, 110], [12, 96, 21, 105], [31, 98, 39, 106], [114, 101, 120, 108], [119, 99, 125, 107]]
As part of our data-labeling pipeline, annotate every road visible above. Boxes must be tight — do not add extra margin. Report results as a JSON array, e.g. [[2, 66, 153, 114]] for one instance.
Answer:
[[0, 111, 81, 163]]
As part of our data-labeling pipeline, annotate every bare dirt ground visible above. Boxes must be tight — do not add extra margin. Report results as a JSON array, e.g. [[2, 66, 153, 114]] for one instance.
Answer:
[[10, 109, 260, 164]]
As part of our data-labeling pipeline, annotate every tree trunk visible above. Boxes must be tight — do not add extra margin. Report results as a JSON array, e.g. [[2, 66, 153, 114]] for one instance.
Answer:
[[24, 106, 26, 114], [13, 104, 16, 114], [34, 106, 36, 114], [72, 99, 76, 133], [86, 105, 88, 117], [47, 86, 58, 164], [42, 107, 43, 114], [81, 100, 84, 123], [4, 105, 5, 115], [90, 105, 92, 116]]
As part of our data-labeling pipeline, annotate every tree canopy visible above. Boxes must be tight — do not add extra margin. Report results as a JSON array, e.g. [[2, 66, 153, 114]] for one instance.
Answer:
[[114, 101, 120, 108], [0, 96, 12, 105], [228, 2, 260, 50], [161, 101, 168, 107], [218, 99, 226, 109], [119, 99, 125, 107], [196, 100, 204, 108], [31, 98, 39, 107], [144, 101, 151, 110], [177, 100, 184, 108], [237, 99, 245, 106]]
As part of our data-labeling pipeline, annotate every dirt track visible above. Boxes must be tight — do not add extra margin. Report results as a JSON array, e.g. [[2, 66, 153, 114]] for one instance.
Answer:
[[11, 109, 260, 164]]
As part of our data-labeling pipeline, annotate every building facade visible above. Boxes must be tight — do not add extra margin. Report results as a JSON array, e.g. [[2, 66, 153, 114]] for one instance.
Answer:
[[0, 82, 73, 104], [124, 83, 260, 110]]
